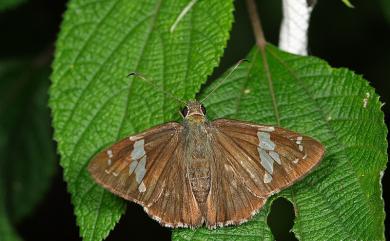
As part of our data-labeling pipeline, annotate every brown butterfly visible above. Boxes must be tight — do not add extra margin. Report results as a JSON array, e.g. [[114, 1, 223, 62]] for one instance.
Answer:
[[88, 99, 325, 228]]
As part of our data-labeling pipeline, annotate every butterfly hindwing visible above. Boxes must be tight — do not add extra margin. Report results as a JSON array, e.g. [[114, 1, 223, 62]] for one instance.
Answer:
[[204, 119, 325, 226], [144, 139, 203, 228], [206, 136, 267, 227], [88, 122, 202, 227]]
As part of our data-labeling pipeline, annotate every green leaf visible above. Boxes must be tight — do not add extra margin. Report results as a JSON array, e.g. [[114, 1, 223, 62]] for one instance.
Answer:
[[173, 45, 387, 240], [0, 0, 26, 11], [50, 0, 233, 240], [0, 60, 55, 239]]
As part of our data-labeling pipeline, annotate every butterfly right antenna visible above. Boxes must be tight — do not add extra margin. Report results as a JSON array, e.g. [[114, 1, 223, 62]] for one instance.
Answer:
[[201, 59, 248, 102]]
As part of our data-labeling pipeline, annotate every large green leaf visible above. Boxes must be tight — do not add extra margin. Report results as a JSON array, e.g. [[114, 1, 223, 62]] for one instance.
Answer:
[[173, 45, 387, 240], [50, 0, 233, 240], [0, 60, 55, 240]]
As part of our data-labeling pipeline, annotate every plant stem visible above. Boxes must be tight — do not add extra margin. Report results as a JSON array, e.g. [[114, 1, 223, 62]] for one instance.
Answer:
[[245, 0, 281, 125], [245, 0, 266, 48]]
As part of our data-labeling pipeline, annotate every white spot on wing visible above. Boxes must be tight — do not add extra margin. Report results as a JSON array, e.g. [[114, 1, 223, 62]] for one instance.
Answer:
[[303, 153, 307, 159], [129, 161, 138, 175], [299, 145, 304, 152], [263, 173, 272, 183], [258, 148, 274, 174], [258, 126, 275, 132], [257, 131, 279, 182], [131, 139, 145, 160], [269, 151, 281, 165], [129, 135, 143, 141], [293, 158, 299, 164], [257, 131, 276, 150], [128, 139, 148, 184], [135, 156, 147, 183], [106, 149, 113, 166], [138, 181, 146, 192]]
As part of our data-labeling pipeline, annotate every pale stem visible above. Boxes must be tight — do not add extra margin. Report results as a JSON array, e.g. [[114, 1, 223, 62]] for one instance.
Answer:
[[278, 0, 316, 56]]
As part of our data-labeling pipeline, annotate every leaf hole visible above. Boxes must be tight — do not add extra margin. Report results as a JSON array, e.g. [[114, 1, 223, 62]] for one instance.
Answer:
[[267, 197, 298, 241]]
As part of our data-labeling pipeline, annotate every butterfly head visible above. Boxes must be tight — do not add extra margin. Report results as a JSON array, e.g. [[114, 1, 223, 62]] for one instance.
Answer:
[[180, 101, 207, 123]]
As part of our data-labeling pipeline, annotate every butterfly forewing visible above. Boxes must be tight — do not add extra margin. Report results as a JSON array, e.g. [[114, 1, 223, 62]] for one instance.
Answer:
[[213, 119, 325, 197], [204, 119, 325, 226], [88, 122, 203, 227]]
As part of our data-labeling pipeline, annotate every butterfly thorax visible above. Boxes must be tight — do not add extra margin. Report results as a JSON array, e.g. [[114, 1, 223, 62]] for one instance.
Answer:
[[182, 118, 212, 212]]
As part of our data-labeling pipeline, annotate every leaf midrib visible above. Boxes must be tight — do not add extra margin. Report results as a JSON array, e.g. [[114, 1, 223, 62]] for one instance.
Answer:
[[57, 4, 153, 146], [63, 8, 162, 182], [69, 0, 165, 197], [116, 0, 164, 138]]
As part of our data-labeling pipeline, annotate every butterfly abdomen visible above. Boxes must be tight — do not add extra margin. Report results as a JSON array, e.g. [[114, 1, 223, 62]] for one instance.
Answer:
[[184, 122, 212, 215], [188, 158, 210, 204]]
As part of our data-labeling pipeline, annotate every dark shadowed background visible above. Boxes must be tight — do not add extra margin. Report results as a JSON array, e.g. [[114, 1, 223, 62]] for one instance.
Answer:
[[0, 0, 389, 240]]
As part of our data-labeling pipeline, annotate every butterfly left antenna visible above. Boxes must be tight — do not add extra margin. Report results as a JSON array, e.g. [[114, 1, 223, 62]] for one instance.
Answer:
[[128, 72, 186, 105]]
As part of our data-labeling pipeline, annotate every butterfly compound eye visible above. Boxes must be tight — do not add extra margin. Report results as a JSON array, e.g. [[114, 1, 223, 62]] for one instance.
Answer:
[[181, 106, 189, 117], [200, 104, 206, 115]]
